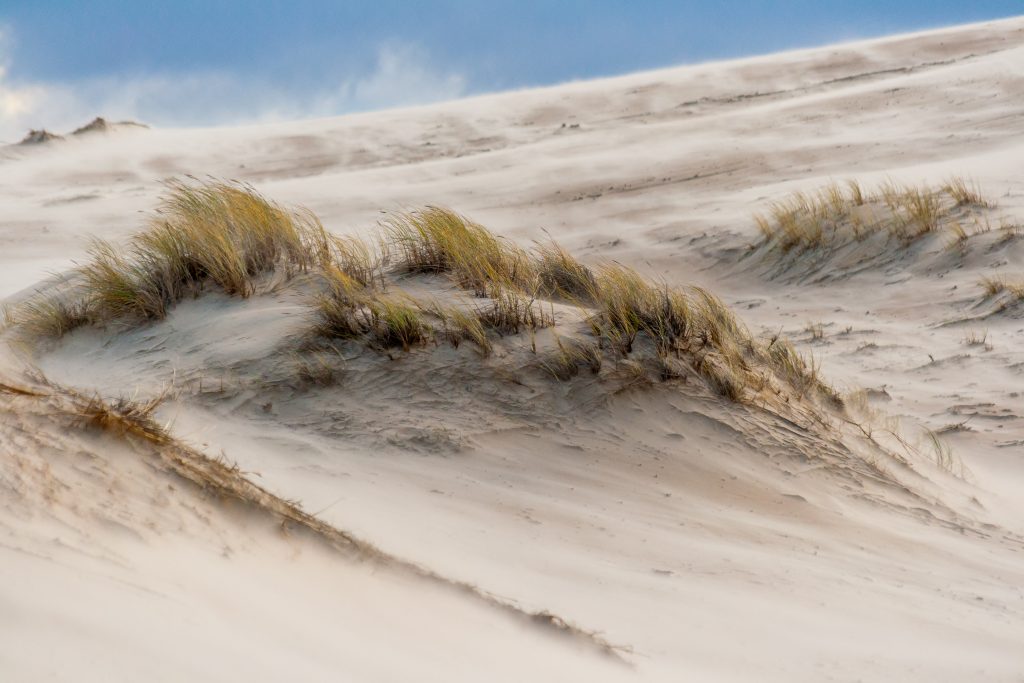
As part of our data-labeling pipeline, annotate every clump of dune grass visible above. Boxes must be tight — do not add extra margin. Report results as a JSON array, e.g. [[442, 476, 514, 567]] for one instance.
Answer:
[[943, 176, 992, 208], [312, 268, 430, 351], [589, 265, 690, 355], [893, 185, 944, 239], [978, 276, 1024, 300], [542, 336, 602, 381], [365, 297, 429, 351], [384, 207, 536, 295], [571, 263, 837, 403], [961, 330, 990, 349], [21, 179, 334, 333], [761, 335, 838, 404], [426, 302, 493, 355], [327, 234, 386, 288], [753, 178, 994, 257], [534, 239, 597, 301], [476, 287, 553, 335], [695, 354, 745, 401], [5, 295, 93, 339], [846, 179, 866, 206], [313, 296, 371, 340]]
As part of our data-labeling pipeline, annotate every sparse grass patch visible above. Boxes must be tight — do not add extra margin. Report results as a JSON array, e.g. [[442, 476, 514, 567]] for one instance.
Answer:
[[294, 350, 344, 386], [541, 336, 603, 381], [961, 329, 990, 348], [753, 178, 994, 257], [943, 176, 992, 208], [945, 221, 969, 251], [922, 429, 959, 475], [805, 322, 825, 341], [978, 276, 1024, 300]]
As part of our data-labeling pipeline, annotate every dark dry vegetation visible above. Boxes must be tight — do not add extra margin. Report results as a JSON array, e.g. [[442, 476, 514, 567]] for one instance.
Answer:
[[9, 179, 838, 406], [752, 177, 999, 255]]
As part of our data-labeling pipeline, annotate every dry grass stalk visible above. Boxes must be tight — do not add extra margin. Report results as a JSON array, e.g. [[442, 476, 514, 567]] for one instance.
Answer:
[[75, 393, 169, 444]]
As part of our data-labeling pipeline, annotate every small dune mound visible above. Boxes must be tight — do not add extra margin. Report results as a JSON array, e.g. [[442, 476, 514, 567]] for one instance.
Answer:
[[18, 129, 64, 145], [9, 180, 839, 410], [744, 178, 1003, 282], [5, 179, 975, 519], [71, 116, 149, 135]]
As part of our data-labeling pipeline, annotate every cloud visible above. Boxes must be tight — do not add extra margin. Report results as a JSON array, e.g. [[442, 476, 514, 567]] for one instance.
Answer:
[[0, 34, 466, 142]]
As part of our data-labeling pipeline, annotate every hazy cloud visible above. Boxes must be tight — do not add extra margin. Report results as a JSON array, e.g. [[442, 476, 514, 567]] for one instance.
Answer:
[[0, 33, 466, 142]]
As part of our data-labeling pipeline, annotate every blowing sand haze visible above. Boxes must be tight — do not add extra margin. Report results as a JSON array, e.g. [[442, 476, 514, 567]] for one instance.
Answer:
[[2, 10, 1024, 683]]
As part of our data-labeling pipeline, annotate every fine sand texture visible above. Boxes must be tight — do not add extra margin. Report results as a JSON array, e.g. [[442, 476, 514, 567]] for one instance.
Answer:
[[3, 16, 1024, 683]]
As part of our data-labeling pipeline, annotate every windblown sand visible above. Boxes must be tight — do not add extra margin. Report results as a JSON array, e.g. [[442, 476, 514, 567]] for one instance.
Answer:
[[3, 16, 1024, 682]]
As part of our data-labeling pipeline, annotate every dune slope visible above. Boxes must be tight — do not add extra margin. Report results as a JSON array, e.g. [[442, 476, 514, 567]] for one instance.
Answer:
[[3, 15, 1024, 683]]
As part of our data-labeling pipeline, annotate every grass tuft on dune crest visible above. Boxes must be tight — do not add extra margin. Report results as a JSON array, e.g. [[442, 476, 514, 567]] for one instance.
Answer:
[[14, 179, 334, 334]]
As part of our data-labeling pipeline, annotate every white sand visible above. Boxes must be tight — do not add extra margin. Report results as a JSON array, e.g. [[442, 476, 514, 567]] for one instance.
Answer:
[[3, 15, 1024, 682]]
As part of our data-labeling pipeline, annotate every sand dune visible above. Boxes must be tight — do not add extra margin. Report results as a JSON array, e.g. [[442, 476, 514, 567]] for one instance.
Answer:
[[3, 15, 1024, 682]]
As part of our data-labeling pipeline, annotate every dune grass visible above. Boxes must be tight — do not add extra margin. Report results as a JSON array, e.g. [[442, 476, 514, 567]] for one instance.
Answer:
[[428, 302, 493, 355], [365, 297, 429, 351], [978, 276, 1024, 300], [534, 239, 597, 301], [475, 287, 554, 335], [14, 179, 333, 335], [12, 178, 843, 408], [4, 296, 92, 339], [91, 180, 330, 316], [384, 207, 537, 296], [753, 178, 994, 255], [541, 336, 603, 380], [943, 176, 991, 208]]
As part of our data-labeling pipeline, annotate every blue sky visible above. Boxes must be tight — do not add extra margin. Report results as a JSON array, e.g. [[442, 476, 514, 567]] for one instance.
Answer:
[[0, 1, 1020, 139]]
